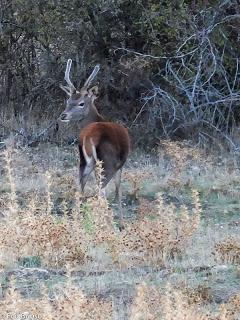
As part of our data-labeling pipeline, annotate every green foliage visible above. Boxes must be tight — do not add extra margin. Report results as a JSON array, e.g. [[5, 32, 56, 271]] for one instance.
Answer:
[[18, 256, 42, 268], [82, 203, 95, 234]]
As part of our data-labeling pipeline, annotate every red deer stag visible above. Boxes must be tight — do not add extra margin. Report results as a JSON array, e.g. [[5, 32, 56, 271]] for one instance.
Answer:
[[59, 59, 130, 227]]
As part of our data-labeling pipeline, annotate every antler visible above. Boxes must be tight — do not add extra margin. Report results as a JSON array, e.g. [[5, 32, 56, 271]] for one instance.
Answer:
[[60, 60, 100, 95], [83, 64, 100, 89], [60, 59, 76, 95]]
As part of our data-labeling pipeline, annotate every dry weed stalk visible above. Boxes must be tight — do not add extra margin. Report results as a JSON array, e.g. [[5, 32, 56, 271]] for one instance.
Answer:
[[137, 197, 156, 218], [217, 293, 240, 320], [124, 170, 153, 200], [95, 159, 105, 197], [177, 189, 201, 239], [214, 237, 240, 265], [44, 170, 53, 215], [0, 282, 112, 320], [85, 195, 121, 264], [86, 159, 115, 236], [87, 196, 115, 237], [0, 157, 118, 268], [161, 141, 206, 187], [51, 172, 78, 200], [129, 282, 160, 320], [1, 281, 238, 320], [3, 146, 18, 216], [51, 279, 113, 319], [0, 186, 89, 268], [119, 190, 201, 266], [129, 282, 203, 320], [183, 284, 213, 305], [130, 282, 240, 320], [0, 211, 88, 268]]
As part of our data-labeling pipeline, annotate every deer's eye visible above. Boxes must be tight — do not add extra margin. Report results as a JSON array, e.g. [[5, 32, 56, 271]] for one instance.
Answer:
[[78, 102, 84, 108]]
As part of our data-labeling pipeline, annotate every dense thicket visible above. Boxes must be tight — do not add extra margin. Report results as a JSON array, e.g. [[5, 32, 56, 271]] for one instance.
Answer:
[[0, 0, 239, 148]]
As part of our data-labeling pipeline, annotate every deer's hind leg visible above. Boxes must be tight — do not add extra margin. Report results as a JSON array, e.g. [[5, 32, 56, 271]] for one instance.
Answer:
[[101, 162, 124, 229], [114, 168, 124, 229], [79, 145, 94, 193], [96, 143, 125, 229], [79, 164, 94, 193], [114, 169, 122, 201]]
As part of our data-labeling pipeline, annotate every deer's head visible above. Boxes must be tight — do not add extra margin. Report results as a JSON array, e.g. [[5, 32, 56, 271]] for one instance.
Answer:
[[59, 59, 100, 122]]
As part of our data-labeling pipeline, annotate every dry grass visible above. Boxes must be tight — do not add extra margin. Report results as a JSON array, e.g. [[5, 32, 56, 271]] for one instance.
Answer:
[[124, 170, 153, 200], [0, 151, 201, 270], [0, 281, 113, 319], [214, 237, 240, 265], [117, 190, 201, 267], [0, 141, 239, 319], [129, 282, 240, 320]]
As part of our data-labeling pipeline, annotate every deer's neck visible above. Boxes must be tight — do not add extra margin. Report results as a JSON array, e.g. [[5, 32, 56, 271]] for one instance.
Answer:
[[80, 105, 104, 129]]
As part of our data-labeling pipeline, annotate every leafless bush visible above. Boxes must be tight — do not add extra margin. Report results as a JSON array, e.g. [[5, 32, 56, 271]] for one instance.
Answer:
[[122, 3, 240, 148]]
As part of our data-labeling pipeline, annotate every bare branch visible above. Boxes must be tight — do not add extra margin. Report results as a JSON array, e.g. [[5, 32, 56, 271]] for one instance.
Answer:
[[128, 8, 240, 149], [114, 46, 200, 60]]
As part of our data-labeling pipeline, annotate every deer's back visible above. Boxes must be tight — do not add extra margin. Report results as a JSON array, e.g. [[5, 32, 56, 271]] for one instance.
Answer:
[[79, 122, 130, 164]]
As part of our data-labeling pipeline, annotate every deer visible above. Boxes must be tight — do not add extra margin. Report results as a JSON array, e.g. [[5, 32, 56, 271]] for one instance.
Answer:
[[59, 59, 130, 228]]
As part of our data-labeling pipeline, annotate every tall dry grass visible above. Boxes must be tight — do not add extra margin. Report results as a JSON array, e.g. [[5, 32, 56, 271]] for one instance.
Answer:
[[129, 282, 240, 320], [0, 143, 239, 319]]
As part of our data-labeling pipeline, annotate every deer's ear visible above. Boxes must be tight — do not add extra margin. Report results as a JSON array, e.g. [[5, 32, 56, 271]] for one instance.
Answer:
[[88, 85, 99, 99]]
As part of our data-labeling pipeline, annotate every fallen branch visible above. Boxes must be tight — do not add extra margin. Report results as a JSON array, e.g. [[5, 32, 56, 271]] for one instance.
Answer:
[[0, 118, 60, 150], [27, 120, 59, 147]]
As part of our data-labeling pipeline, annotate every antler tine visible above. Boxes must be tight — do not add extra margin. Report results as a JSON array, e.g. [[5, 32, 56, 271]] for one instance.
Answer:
[[64, 59, 76, 93], [84, 64, 100, 89]]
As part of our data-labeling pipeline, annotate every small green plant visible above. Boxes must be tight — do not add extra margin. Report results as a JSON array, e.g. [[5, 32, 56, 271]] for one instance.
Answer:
[[81, 203, 94, 234], [18, 256, 41, 268]]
